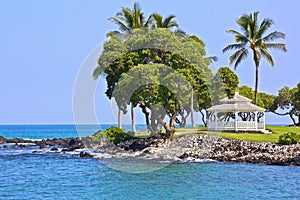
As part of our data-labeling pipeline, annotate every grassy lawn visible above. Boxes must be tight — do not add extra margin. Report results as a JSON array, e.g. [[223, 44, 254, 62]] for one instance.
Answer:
[[198, 125, 300, 143], [133, 125, 300, 143]]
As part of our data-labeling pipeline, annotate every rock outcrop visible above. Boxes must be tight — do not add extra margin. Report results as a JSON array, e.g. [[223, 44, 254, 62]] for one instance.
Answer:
[[2, 134, 300, 166], [135, 134, 300, 166]]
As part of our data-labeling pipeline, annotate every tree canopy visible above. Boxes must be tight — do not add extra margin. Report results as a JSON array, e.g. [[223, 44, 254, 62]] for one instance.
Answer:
[[94, 28, 214, 138]]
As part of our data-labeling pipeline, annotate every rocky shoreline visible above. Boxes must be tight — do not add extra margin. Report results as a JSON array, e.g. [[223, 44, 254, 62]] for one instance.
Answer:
[[1, 134, 300, 166]]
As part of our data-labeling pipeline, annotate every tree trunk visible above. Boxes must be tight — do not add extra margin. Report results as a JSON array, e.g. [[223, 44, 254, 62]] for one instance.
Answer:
[[199, 110, 207, 126], [118, 108, 122, 128], [191, 90, 196, 127], [131, 103, 136, 133], [254, 64, 259, 105], [158, 114, 176, 139], [139, 102, 154, 133], [289, 113, 297, 126]]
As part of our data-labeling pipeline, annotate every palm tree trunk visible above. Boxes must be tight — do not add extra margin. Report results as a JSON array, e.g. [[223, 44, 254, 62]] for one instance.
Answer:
[[254, 64, 259, 105], [118, 108, 122, 128], [190, 90, 196, 127], [131, 103, 136, 132]]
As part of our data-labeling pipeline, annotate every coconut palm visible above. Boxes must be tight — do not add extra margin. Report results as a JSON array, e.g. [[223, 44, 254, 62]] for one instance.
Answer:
[[223, 11, 287, 104], [108, 3, 152, 34], [151, 14, 178, 29]]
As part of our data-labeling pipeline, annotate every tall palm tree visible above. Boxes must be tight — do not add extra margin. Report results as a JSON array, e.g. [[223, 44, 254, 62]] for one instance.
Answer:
[[151, 14, 178, 29], [223, 11, 287, 104]]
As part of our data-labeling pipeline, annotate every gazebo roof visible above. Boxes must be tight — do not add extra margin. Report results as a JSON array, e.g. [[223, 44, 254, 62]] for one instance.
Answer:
[[207, 91, 265, 112], [220, 92, 252, 103]]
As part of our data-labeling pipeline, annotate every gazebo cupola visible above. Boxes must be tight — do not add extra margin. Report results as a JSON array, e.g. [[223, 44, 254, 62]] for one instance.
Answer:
[[206, 91, 268, 133]]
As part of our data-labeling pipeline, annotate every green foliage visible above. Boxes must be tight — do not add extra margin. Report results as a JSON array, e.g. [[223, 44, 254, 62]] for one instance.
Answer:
[[273, 83, 300, 126], [238, 85, 276, 111], [239, 85, 254, 100], [93, 126, 134, 145], [94, 4, 216, 137], [211, 67, 239, 103], [278, 132, 300, 145]]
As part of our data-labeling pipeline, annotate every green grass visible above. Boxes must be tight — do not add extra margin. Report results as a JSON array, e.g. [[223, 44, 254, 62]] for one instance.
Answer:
[[132, 125, 300, 143], [198, 125, 300, 143]]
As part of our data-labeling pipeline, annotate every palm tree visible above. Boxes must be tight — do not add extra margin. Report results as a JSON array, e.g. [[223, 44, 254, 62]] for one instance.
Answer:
[[223, 11, 287, 104], [151, 14, 178, 29], [108, 3, 152, 34]]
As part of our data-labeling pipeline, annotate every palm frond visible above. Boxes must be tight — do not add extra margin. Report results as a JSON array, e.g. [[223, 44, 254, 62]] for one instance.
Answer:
[[237, 14, 250, 35], [163, 15, 178, 28], [122, 8, 134, 29], [265, 43, 287, 52], [260, 49, 274, 66], [256, 18, 274, 39], [233, 49, 248, 69], [205, 56, 218, 63], [223, 43, 244, 53], [226, 29, 250, 43], [108, 17, 130, 32], [262, 31, 286, 42], [152, 13, 163, 27], [93, 66, 105, 80], [227, 48, 248, 69], [144, 15, 153, 27]]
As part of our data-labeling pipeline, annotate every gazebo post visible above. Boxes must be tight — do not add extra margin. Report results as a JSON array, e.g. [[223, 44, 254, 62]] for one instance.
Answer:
[[235, 111, 238, 132], [263, 113, 266, 130], [254, 112, 258, 130]]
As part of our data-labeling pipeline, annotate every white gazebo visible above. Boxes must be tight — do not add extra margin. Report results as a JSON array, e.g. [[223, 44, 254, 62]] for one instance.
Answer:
[[207, 91, 268, 133]]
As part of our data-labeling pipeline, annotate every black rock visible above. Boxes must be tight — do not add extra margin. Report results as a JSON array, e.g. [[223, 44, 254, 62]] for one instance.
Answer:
[[79, 152, 94, 158], [50, 147, 59, 151], [0, 136, 7, 144]]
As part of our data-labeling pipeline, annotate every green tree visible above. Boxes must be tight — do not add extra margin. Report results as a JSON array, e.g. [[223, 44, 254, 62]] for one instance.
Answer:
[[105, 4, 182, 132], [95, 29, 212, 138], [223, 11, 287, 105], [211, 67, 239, 104], [273, 83, 300, 126]]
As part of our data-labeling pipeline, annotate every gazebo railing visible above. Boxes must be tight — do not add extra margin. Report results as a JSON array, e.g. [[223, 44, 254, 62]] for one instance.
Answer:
[[207, 121, 265, 131]]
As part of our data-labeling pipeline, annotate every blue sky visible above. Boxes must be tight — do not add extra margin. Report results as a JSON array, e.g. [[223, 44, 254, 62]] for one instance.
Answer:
[[0, 0, 299, 124]]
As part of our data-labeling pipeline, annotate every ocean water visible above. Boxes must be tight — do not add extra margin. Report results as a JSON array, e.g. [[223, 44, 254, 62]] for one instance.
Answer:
[[0, 124, 148, 140], [1, 125, 300, 199]]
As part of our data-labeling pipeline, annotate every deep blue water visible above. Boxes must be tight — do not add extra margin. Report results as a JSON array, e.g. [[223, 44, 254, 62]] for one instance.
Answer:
[[0, 124, 148, 140], [1, 124, 300, 199]]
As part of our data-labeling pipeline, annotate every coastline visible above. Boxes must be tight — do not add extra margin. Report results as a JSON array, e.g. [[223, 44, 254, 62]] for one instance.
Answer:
[[1, 134, 300, 166]]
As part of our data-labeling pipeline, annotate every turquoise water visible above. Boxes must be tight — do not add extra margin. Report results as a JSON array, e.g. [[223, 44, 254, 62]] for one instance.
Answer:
[[1, 153, 300, 199], [1, 125, 300, 199]]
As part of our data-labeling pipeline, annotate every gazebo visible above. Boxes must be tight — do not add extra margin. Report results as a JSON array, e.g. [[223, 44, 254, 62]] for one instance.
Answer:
[[206, 91, 268, 133]]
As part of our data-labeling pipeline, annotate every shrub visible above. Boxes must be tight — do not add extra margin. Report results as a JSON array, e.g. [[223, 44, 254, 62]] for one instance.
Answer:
[[278, 132, 300, 145], [93, 126, 134, 145]]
